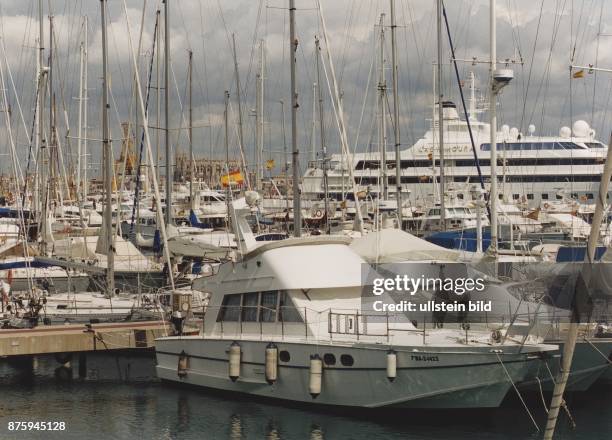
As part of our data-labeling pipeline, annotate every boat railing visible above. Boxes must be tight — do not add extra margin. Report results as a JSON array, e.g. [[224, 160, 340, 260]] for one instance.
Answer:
[[201, 304, 562, 346]]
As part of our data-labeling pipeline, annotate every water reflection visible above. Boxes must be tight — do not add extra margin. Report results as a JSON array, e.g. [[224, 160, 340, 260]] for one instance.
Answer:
[[310, 423, 324, 440], [229, 413, 242, 440], [0, 354, 609, 440]]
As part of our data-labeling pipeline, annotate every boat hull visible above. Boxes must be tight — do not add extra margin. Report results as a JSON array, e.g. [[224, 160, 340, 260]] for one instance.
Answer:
[[155, 338, 549, 409], [518, 338, 612, 392]]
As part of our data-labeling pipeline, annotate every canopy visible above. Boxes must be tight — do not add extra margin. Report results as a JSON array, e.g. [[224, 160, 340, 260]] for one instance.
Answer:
[[350, 228, 460, 263]]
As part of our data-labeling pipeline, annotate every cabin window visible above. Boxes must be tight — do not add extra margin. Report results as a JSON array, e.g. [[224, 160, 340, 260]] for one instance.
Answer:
[[527, 194, 534, 200], [217, 294, 241, 322], [542, 193, 549, 200], [279, 291, 303, 322], [556, 194, 563, 200], [279, 351, 291, 362], [241, 292, 259, 322], [260, 291, 278, 322], [586, 193, 594, 200], [513, 194, 519, 200]]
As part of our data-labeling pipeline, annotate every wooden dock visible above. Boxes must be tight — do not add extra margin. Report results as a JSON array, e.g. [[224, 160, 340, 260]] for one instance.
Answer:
[[0, 321, 172, 358]]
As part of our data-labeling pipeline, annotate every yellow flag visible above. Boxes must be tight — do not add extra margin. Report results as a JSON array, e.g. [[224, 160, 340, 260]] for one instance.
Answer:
[[572, 70, 585, 79], [265, 159, 275, 170]]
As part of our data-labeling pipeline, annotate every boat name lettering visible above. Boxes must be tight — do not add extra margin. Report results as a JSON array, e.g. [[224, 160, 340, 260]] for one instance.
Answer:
[[411, 355, 439, 362]]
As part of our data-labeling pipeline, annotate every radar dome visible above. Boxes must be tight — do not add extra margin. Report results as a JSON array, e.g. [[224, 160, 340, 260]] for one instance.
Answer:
[[245, 190, 261, 207], [572, 120, 590, 137], [559, 126, 571, 138], [528, 124, 536, 135]]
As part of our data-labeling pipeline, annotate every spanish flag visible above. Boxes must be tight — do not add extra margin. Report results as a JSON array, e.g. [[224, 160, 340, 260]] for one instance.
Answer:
[[265, 159, 275, 170], [572, 69, 585, 79], [220, 170, 245, 187]]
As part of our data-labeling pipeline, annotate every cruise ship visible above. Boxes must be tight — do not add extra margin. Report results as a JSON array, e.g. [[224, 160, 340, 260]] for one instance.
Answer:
[[302, 102, 609, 209]]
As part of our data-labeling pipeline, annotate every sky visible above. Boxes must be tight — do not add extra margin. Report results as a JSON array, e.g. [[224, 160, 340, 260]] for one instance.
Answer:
[[0, 0, 610, 178]]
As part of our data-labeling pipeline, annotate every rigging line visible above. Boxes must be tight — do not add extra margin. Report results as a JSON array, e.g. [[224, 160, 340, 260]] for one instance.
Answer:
[[197, 2, 214, 162], [45, 4, 81, 183], [129, 15, 158, 235], [0, 16, 32, 149], [0, 3, 31, 151], [337, 0, 362, 87], [352, 29, 376, 156], [442, 2, 488, 216], [527, 0, 567, 129], [0, 48, 34, 289], [590, 0, 604, 124], [569, 0, 586, 64]]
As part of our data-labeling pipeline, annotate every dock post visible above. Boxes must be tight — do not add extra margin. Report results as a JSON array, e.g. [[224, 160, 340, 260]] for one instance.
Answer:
[[78, 353, 87, 379]]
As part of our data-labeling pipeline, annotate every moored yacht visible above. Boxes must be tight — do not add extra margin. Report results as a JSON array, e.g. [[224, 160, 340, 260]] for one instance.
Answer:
[[155, 196, 557, 408], [302, 101, 609, 209]]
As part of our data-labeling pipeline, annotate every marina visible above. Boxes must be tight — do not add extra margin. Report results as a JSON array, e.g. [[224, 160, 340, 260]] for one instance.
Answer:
[[0, 0, 611, 439]]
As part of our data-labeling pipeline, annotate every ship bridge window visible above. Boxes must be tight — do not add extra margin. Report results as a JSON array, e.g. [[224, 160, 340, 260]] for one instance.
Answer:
[[585, 142, 604, 148]]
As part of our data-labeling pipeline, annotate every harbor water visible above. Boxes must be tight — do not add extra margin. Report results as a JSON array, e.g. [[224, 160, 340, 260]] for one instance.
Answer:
[[0, 353, 610, 440]]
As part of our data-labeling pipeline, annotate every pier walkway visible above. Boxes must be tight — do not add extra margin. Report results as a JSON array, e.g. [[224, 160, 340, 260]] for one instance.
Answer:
[[0, 321, 171, 358]]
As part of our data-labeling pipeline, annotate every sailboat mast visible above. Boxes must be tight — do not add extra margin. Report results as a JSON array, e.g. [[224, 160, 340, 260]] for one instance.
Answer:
[[77, 28, 84, 201], [389, 0, 402, 228], [101, 0, 114, 296], [436, 0, 445, 230], [224, 91, 230, 195], [377, 14, 388, 200], [83, 16, 88, 201], [188, 49, 194, 210], [544, 133, 612, 437], [489, 0, 498, 255], [49, 15, 55, 205], [37, 0, 47, 253], [315, 36, 329, 234], [255, 40, 265, 191], [310, 83, 316, 163], [155, 9, 161, 178], [232, 34, 246, 186], [289, 0, 300, 237], [164, 0, 172, 226]]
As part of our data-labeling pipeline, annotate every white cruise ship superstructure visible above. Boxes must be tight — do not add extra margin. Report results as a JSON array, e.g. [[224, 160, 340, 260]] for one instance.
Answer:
[[302, 102, 609, 208]]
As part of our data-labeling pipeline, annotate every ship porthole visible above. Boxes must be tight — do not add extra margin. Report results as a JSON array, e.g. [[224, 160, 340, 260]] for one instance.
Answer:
[[279, 350, 290, 362], [323, 353, 336, 366], [340, 354, 354, 367]]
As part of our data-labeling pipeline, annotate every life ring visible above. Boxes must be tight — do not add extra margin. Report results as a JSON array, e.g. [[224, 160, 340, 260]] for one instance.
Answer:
[[315, 209, 323, 218], [543, 203, 550, 209]]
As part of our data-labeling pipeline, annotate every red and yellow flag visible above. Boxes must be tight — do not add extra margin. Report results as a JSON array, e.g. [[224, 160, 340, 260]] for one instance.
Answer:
[[220, 170, 244, 187]]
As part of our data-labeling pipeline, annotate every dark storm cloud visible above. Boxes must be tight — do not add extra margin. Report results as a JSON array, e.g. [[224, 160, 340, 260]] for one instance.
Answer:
[[0, 0, 609, 176]]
